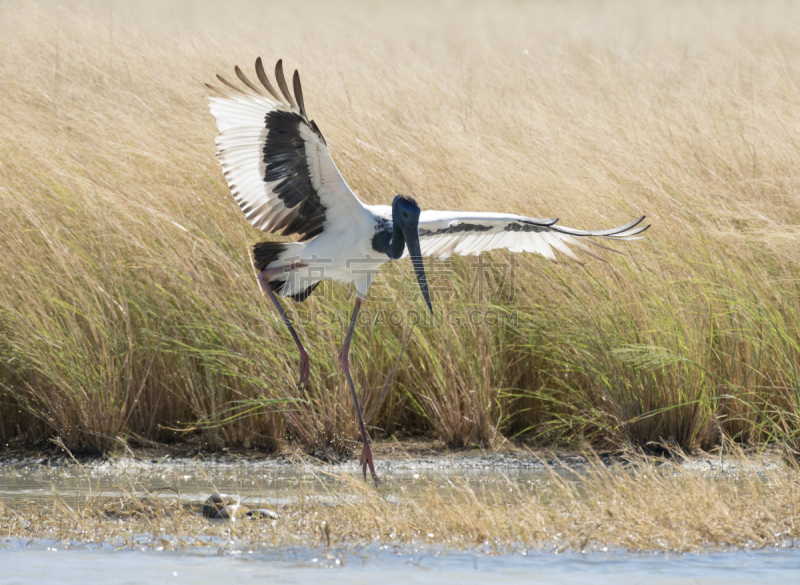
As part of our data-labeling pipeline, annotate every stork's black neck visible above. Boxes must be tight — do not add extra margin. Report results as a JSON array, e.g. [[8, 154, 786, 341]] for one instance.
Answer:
[[371, 218, 405, 259]]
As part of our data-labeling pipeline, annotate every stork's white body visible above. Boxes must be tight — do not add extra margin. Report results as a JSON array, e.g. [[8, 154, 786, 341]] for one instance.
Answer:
[[273, 204, 394, 299]]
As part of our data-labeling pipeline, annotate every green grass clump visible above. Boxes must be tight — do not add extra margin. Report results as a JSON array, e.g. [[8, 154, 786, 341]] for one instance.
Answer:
[[1, 0, 800, 456]]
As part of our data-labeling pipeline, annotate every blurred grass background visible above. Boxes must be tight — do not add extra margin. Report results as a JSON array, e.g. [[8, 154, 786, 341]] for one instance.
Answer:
[[1, 0, 800, 456]]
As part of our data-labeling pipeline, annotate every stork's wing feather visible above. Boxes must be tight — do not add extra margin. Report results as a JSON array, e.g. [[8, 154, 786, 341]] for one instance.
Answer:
[[207, 58, 364, 241], [406, 211, 649, 262]]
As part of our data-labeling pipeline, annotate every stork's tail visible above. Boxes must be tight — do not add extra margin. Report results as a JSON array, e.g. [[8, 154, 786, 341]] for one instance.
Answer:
[[253, 241, 320, 302], [253, 241, 289, 272]]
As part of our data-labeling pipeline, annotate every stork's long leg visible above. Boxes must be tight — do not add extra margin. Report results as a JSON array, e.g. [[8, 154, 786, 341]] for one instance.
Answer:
[[257, 269, 310, 391], [337, 297, 379, 485]]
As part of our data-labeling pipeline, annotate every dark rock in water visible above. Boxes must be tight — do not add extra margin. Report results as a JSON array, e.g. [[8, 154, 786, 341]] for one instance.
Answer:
[[202, 493, 236, 518], [213, 504, 250, 519], [246, 508, 279, 520]]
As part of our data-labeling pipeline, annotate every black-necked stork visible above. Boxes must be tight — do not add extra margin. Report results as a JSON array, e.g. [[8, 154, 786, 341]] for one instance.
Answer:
[[206, 59, 649, 484]]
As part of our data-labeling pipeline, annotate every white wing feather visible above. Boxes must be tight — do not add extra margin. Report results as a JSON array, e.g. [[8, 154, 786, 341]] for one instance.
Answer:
[[406, 211, 649, 262]]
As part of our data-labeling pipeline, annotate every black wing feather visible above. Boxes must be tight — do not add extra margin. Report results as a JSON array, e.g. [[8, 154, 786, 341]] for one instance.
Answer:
[[274, 59, 297, 109], [255, 57, 283, 102]]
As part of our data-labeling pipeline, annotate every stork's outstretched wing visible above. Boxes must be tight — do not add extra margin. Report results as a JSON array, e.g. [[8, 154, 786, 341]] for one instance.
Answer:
[[207, 58, 364, 241], [406, 211, 649, 262]]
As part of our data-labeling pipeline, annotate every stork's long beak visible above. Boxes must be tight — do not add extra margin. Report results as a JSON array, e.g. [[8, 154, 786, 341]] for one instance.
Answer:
[[404, 225, 433, 313]]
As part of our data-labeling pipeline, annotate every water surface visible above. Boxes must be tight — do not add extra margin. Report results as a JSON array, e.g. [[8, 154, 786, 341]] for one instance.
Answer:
[[0, 453, 584, 506], [3, 540, 798, 585]]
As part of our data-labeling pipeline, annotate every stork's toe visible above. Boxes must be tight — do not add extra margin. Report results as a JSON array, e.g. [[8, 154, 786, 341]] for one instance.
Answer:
[[360, 441, 380, 486]]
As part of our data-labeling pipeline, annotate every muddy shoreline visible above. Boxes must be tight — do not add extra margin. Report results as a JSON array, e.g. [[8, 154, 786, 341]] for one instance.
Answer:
[[0, 441, 610, 473], [0, 438, 781, 476]]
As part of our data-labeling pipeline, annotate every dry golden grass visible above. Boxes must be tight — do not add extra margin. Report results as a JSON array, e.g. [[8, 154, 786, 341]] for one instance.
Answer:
[[2, 451, 799, 552], [1, 0, 800, 453]]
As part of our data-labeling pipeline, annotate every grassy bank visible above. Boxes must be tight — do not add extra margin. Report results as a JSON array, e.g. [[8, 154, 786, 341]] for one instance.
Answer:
[[1, 0, 800, 455], [2, 451, 799, 552]]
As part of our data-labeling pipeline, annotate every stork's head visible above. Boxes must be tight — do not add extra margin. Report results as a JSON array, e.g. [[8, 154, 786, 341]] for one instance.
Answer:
[[392, 194, 432, 314], [392, 194, 420, 229]]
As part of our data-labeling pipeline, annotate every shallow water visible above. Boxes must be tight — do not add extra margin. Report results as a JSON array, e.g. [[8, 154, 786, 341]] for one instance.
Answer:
[[3, 540, 799, 585], [0, 453, 584, 507]]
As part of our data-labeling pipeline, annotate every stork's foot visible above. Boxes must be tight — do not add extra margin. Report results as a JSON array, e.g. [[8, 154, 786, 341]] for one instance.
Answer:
[[361, 440, 380, 486], [298, 348, 310, 392]]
